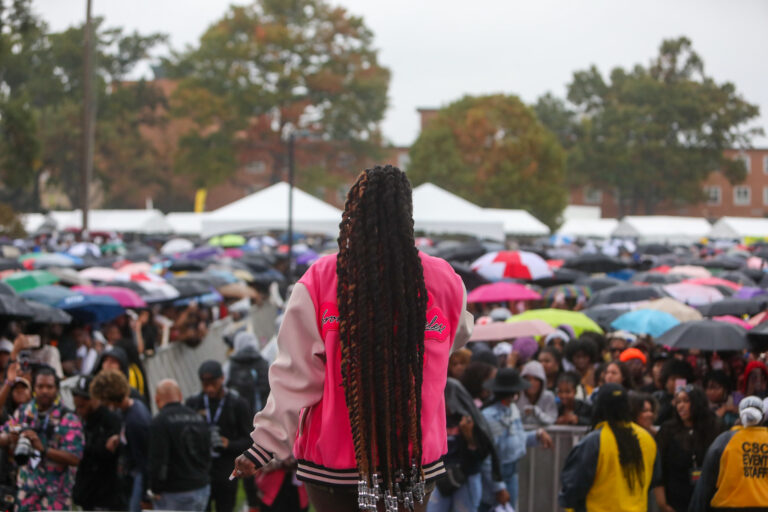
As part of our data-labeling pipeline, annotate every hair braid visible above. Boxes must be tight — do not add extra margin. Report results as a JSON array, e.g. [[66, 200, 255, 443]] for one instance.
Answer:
[[337, 165, 428, 499]]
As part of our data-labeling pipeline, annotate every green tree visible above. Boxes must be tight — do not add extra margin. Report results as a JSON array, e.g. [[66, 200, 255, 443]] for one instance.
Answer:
[[407, 94, 567, 229], [563, 37, 762, 215], [165, 0, 390, 190]]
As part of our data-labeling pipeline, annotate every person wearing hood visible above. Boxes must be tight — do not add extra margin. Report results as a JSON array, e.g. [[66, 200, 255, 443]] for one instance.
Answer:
[[516, 360, 558, 428], [736, 360, 768, 403], [92, 346, 148, 408], [224, 332, 270, 415]]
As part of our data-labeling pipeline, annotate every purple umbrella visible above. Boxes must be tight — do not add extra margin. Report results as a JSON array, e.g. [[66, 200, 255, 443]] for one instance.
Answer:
[[183, 246, 223, 260], [735, 286, 767, 300], [296, 250, 320, 265]]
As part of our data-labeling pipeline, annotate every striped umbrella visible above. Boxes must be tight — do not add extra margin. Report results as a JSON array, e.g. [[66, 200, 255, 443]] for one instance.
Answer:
[[542, 285, 592, 302], [471, 251, 553, 281]]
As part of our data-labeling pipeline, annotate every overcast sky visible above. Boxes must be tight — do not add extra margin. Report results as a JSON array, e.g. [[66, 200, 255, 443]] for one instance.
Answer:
[[35, 0, 768, 147]]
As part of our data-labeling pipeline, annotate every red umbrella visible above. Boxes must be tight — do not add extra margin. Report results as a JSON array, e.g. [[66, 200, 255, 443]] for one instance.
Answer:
[[714, 315, 753, 330], [684, 277, 742, 291], [467, 282, 541, 303], [471, 251, 553, 281]]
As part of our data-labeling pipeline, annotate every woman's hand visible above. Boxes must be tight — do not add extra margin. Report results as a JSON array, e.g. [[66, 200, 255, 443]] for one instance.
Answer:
[[232, 454, 260, 479]]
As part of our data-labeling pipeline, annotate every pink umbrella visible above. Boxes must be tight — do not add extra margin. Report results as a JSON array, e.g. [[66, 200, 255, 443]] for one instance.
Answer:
[[669, 265, 711, 279], [713, 315, 753, 330], [467, 282, 542, 303], [117, 262, 153, 275], [747, 257, 766, 270], [223, 248, 245, 259], [469, 319, 554, 342], [662, 283, 724, 306], [471, 251, 553, 281], [79, 267, 127, 283], [684, 277, 742, 291], [72, 285, 147, 308], [749, 311, 768, 327]]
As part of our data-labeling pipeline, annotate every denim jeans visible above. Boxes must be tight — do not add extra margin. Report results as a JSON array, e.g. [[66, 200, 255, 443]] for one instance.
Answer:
[[129, 472, 144, 512], [154, 484, 211, 512], [480, 460, 518, 512], [428, 472, 483, 512]]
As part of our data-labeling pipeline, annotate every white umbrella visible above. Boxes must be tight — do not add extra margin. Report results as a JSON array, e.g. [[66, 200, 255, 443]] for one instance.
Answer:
[[68, 242, 102, 258], [161, 238, 195, 255]]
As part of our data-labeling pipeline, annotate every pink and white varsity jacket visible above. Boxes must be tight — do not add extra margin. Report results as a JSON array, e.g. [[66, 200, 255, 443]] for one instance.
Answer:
[[241, 252, 473, 486]]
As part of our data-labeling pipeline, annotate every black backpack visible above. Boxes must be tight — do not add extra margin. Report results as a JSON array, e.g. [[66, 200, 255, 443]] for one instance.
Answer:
[[227, 357, 269, 414]]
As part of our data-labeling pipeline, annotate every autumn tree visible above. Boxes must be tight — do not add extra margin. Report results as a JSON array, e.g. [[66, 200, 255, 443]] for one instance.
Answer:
[[165, 0, 390, 191], [559, 37, 761, 215], [407, 94, 567, 229]]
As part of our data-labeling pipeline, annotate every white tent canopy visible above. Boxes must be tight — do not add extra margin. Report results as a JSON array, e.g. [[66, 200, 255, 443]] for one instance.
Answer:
[[483, 208, 550, 236], [708, 217, 768, 240], [612, 216, 711, 243], [562, 205, 601, 221], [39, 209, 173, 234], [201, 182, 342, 237], [411, 183, 505, 241], [557, 218, 619, 239], [166, 212, 207, 237]]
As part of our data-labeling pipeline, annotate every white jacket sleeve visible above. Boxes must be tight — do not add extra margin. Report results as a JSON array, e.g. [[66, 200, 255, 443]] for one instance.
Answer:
[[452, 282, 474, 353], [241, 283, 325, 467]]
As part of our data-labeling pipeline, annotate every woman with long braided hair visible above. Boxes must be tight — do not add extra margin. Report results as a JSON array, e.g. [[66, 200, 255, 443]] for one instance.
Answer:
[[234, 165, 473, 512]]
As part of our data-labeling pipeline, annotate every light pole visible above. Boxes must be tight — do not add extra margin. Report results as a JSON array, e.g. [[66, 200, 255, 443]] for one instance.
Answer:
[[286, 132, 295, 283], [81, 0, 95, 235]]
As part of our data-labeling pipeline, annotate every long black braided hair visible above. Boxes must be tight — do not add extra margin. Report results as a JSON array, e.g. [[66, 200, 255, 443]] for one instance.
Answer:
[[336, 165, 428, 498]]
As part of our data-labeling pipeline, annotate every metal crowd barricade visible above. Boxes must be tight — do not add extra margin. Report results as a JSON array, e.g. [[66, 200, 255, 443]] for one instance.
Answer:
[[517, 425, 660, 512]]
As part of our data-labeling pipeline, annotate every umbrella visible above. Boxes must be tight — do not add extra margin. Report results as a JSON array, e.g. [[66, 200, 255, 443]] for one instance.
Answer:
[[166, 277, 213, 298], [20, 285, 78, 307], [542, 285, 591, 302], [223, 248, 245, 259], [713, 315, 753, 330], [610, 309, 680, 338], [31, 253, 81, 269], [654, 320, 748, 351], [57, 294, 125, 325], [110, 280, 180, 303], [0, 282, 15, 296], [218, 282, 257, 300], [469, 320, 555, 342], [295, 250, 320, 266], [467, 283, 541, 303], [0, 245, 20, 259], [638, 244, 673, 255], [250, 268, 285, 285], [631, 272, 684, 285], [183, 246, 223, 260], [471, 251, 553, 281], [176, 272, 231, 288], [582, 305, 631, 331], [0, 294, 35, 318], [2, 270, 59, 293], [699, 256, 745, 270], [123, 245, 156, 262], [587, 285, 667, 307], [719, 271, 757, 287], [172, 290, 222, 307], [72, 285, 147, 309], [735, 287, 767, 300], [562, 254, 626, 273], [161, 238, 195, 255], [79, 267, 126, 283], [684, 277, 742, 291], [0, 259, 23, 272], [22, 300, 72, 324], [507, 309, 603, 336], [574, 276, 625, 292], [642, 297, 703, 322], [747, 321, 768, 352], [117, 262, 153, 275], [697, 298, 768, 318], [47, 267, 91, 286], [449, 262, 490, 291], [434, 241, 487, 262], [662, 283, 724, 306], [532, 268, 587, 287], [669, 265, 711, 279], [208, 234, 247, 248], [67, 242, 101, 258]]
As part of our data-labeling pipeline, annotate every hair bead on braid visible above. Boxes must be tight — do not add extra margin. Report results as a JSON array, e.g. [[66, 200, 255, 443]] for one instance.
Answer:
[[337, 166, 428, 511]]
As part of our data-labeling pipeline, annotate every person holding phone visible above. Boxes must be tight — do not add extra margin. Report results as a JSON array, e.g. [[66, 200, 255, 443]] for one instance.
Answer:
[[9, 332, 63, 378]]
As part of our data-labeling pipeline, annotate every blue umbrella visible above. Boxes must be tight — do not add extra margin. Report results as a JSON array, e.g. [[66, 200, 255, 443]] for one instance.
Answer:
[[22, 285, 123, 324], [20, 285, 78, 307], [610, 309, 681, 338]]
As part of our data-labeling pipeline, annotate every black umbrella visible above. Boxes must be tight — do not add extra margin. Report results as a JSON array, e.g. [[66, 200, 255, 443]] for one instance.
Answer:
[[587, 284, 668, 307], [179, 272, 231, 289], [241, 253, 278, 272], [0, 259, 23, 271], [582, 305, 630, 331], [168, 259, 209, 272], [0, 295, 35, 318], [165, 277, 213, 298], [747, 320, 768, 353], [655, 320, 748, 351], [698, 257, 744, 271], [631, 272, 684, 285], [532, 268, 587, 287], [563, 254, 627, 273], [449, 262, 490, 291], [0, 282, 15, 296], [434, 241, 487, 263], [696, 298, 768, 318], [22, 299, 72, 324], [741, 268, 766, 283], [575, 276, 625, 292], [719, 271, 757, 287], [638, 244, 674, 255]]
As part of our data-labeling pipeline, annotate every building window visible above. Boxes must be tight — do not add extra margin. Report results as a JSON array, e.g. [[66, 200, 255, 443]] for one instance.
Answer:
[[704, 186, 721, 205], [763, 155, 768, 174], [734, 185, 751, 206], [583, 186, 603, 205], [244, 160, 266, 174], [737, 153, 751, 174], [398, 153, 411, 172], [763, 187, 768, 206], [337, 184, 351, 204]]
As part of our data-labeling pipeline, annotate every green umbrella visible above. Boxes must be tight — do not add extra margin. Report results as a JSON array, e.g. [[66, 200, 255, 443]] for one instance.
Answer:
[[507, 308, 604, 336], [2, 270, 60, 293], [208, 234, 246, 248], [18, 253, 46, 262]]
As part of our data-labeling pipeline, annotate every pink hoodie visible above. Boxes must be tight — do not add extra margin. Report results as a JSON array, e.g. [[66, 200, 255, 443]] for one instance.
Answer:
[[242, 252, 472, 486]]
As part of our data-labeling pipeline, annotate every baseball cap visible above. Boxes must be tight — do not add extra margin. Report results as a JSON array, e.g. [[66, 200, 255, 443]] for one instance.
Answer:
[[11, 377, 30, 390], [198, 360, 223, 380], [71, 375, 93, 398], [0, 339, 13, 353]]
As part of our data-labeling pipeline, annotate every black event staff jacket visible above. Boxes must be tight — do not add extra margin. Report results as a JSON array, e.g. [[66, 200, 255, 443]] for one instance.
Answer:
[[73, 406, 123, 509], [149, 401, 212, 494], [689, 426, 768, 511], [185, 390, 253, 475]]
